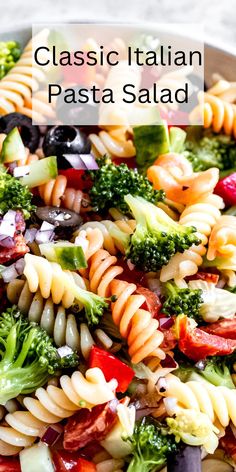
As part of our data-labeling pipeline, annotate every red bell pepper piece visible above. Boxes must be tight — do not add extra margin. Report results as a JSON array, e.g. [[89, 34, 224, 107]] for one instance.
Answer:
[[214, 172, 236, 206], [53, 451, 96, 472], [177, 315, 236, 361], [89, 346, 134, 393], [59, 169, 92, 191], [0, 456, 21, 472]]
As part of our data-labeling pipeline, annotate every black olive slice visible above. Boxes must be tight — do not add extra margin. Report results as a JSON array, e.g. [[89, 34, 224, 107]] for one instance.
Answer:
[[42, 125, 91, 160], [0, 113, 40, 152], [36, 206, 82, 228]]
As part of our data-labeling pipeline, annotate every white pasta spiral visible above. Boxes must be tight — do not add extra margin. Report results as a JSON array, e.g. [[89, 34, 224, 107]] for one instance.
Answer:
[[78, 219, 135, 255], [158, 374, 236, 429], [89, 127, 135, 159], [0, 368, 117, 454], [160, 193, 224, 286], [23, 253, 87, 308]]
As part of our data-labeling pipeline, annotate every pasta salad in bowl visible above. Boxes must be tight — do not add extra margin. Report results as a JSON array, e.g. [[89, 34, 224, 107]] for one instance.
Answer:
[[0, 26, 235, 472]]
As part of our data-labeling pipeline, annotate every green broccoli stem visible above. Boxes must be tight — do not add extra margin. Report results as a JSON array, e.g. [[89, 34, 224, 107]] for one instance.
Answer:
[[127, 456, 166, 472]]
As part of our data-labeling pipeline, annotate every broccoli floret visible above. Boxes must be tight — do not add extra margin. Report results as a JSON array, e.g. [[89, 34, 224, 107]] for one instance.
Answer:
[[166, 409, 219, 454], [162, 282, 203, 320], [124, 195, 200, 272], [0, 306, 78, 404], [127, 416, 178, 472], [71, 285, 109, 326], [0, 169, 35, 218], [89, 157, 164, 214], [184, 128, 236, 172], [195, 357, 235, 389], [0, 41, 21, 79]]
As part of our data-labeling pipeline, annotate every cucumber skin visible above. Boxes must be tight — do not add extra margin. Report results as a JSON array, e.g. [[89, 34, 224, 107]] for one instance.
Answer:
[[20, 156, 58, 188], [1, 127, 26, 163]]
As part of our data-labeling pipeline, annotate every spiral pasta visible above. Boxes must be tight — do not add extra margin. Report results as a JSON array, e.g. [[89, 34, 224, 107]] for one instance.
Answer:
[[147, 153, 220, 206], [7, 279, 80, 351], [23, 253, 87, 308], [208, 78, 236, 104], [190, 92, 236, 138], [0, 368, 117, 454], [207, 215, 236, 260], [78, 219, 135, 255], [89, 127, 136, 159], [160, 193, 224, 285], [38, 174, 92, 213], [158, 373, 236, 429]]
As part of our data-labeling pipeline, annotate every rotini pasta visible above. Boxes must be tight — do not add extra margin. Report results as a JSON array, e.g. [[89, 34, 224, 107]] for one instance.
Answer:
[[158, 373, 236, 429], [38, 174, 92, 213], [208, 78, 236, 104], [160, 193, 224, 285], [0, 367, 116, 454], [23, 253, 87, 308], [78, 219, 135, 255], [207, 215, 236, 260], [89, 127, 136, 159], [190, 92, 236, 138]]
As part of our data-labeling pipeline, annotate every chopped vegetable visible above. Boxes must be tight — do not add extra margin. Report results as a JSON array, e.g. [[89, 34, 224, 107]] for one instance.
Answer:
[[39, 241, 87, 270], [127, 416, 178, 472], [202, 318, 236, 339], [124, 195, 200, 272], [20, 156, 58, 188], [0, 306, 78, 404], [0, 40, 21, 79], [89, 346, 134, 393], [133, 122, 169, 174], [0, 168, 35, 218], [20, 442, 54, 472], [89, 157, 164, 214], [1, 127, 26, 163], [162, 282, 203, 320], [195, 357, 235, 389], [214, 172, 236, 206]]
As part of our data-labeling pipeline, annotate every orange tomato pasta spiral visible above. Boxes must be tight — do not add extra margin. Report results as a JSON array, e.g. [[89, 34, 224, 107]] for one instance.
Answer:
[[207, 215, 236, 260], [38, 175, 91, 213], [147, 153, 220, 206], [0, 368, 116, 455], [88, 249, 165, 364], [207, 79, 236, 104], [190, 92, 236, 138], [160, 193, 224, 286]]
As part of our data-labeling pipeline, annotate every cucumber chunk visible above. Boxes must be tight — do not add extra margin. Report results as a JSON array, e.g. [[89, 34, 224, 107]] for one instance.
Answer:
[[40, 241, 87, 270], [20, 156, 57, 188], [169, 126, 186, 153], [20, 442, 54, 472], [1, 127, 26, 163]]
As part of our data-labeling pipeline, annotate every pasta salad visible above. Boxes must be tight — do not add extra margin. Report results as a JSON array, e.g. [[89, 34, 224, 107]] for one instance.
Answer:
[[0, 34, 235, 472]]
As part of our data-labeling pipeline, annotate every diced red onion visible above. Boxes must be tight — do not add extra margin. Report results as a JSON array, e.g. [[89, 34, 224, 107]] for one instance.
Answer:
[[156, 377, 167, 393], [13, 165, 30, 178], [195, 360, 206, 371], [159, 317, 174, 330], [0, 236, 15, 248], [15, 258, 25, 274], [127, 259, 135, 271], [40, 221, 55, 231], [3, 210, 16, 223], [1, 265, 18, 283], [57, 345, 73, 358], [0, 221, 15, 238], [35, 230, 55, 244], [41, 425, 63, 446], [135, 407, 157, 421], [163, 397, 177, 416], [63, 153, 99, 170], [160, 354, 178, 369], [24, 228, 37, 243], [146, 277, 162, 296]]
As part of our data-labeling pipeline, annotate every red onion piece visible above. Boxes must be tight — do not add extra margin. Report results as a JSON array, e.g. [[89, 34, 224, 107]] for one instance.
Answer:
[[160, 354, 178, 369], [1, 265, 18, 283], [35, 230, 54, 244], [13, 165, 30, 178], [135, 407, 158, 421], [57, 345, 73, 358], [40, 221, 55, 231], [159, 317, 174, 329], [0, 236, 15, 248], [80, 154, 99, 170], [127, 259, 135, 271], [24, 228, 37, 243], [41, 425, 63, 446], [63, 153, 99, 170], [15, 258, 25, 274]]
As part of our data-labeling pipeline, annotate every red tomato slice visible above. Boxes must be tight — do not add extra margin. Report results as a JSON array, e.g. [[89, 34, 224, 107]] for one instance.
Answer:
[[53, 451, 96, 472], [89, 346, 134, 393], [135, 285, 161, 318], [62, 62, 96, 87], [202, 319, 236, 340], [178, 316, 236, 361], [0, 456, 21, 472]]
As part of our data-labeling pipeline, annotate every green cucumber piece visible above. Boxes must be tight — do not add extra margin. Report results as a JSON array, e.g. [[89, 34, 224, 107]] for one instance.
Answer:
[[20, 443, 54, 472], [1, 127, 26, 163], [134, 121, 169, 173], [40, 241, 87, 270], [20, 156, 57, 188], [169, 127, 186, 153]]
